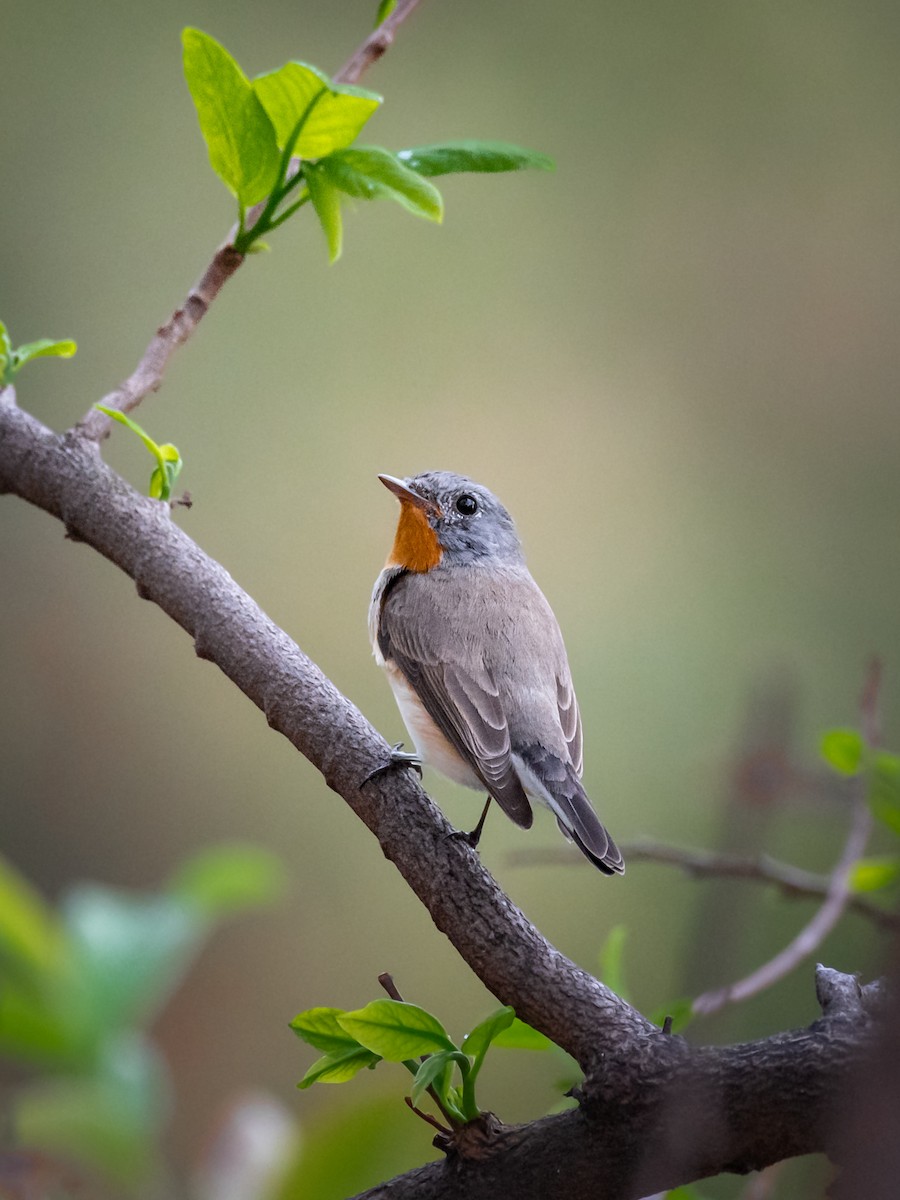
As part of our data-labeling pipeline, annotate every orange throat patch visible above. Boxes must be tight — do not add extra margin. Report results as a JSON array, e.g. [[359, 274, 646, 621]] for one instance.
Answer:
[[387, 502, 443, 572]]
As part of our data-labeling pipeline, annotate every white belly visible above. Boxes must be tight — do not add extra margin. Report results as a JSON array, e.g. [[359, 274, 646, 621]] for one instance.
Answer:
[[384, 664, 483, 791]]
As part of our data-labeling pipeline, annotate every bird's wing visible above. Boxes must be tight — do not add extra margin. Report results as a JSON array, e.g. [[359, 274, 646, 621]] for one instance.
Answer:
[[556, 671, 583, 778], [377, 581, 533, 828]]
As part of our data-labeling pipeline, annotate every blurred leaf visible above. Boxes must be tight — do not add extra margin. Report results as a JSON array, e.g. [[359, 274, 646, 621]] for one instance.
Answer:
[[290, 1007, 362, 1055], [320, 147, 443, 221], [0, 856, 67, 986], [598, 924, 629, 999], [648, 997, 695, 1035], [62, 885, 203, 1037], [375, 0, 397, 25], [338, 1000, 455, 1060], [409, 1050, 456, 1110], [491, 1017, 554, 1051], [849, 855, 900, 892], [460, 1006, 515, 1068], [298, 1046, 381, 1087], [870, 752, 900, 836], [168, 842, 287, 915], [820, 728, 864, 775], [666, 1188, 706, 1199], [0, 983, 82, 1069], [253, 62, 380, 159], [0, 318, 10, 363], [305, 165, 344, 262], [274, 1094, 441, 1200], [397, 140, 554, 177], [182, 28, 281, 205], [14, 1033, 167, 1188]]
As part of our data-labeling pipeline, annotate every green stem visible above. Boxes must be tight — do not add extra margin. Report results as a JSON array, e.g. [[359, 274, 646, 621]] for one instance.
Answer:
[[235, 87, 327, 252]]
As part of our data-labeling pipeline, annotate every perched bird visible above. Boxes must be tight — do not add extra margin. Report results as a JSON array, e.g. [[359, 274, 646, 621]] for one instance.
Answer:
[[369, 470, 624, 875]]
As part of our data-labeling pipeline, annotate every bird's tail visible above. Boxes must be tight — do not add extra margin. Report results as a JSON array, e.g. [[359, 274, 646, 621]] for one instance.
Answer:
[[517, 747, 624, 875]]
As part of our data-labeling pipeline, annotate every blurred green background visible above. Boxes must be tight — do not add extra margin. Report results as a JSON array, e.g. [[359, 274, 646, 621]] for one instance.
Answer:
[[2, 0, 899, 1194]]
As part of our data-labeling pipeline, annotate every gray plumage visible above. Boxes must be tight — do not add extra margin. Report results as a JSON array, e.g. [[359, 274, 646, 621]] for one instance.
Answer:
[[370, 471, 624, 876]]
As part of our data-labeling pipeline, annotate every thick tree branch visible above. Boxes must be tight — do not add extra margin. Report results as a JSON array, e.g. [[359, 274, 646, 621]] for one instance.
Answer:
[[0, 390, 886, 1198], [0, 394, 652, 1071]]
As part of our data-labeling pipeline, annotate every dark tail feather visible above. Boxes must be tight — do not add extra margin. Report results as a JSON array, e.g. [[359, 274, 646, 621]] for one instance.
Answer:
[[558, 814, 624, 876]]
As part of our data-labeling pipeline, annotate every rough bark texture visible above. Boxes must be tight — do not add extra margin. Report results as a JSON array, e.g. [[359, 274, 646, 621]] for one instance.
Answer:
[[0, 394, 885, 1197]]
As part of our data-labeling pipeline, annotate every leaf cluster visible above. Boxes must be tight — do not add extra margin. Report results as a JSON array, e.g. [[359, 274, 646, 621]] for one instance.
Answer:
[[0, 844, 285, 1185], [182, 29, 553, 260], [94, 405, 183, 501], [291, 999, 554, 1127]]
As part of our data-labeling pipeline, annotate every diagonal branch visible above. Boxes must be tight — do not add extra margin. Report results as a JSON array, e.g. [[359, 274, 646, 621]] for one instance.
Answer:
[[0, 394, 654, 1072], [76, 2, 424, 444]]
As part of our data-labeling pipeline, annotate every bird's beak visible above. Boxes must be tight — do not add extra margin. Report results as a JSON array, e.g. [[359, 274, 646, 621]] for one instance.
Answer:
[[378, 474, 440, 516]]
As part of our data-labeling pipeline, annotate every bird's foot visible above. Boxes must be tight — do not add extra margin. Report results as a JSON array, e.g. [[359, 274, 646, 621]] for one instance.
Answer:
[[362, 742, 423, 786], [446, 795, 492, 850]]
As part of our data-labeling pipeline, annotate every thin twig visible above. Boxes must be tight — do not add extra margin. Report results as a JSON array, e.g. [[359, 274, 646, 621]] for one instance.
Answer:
[[510, 839, 900, 932], [335, 0, 425, 85], [76, 3, 425, 442], [692, 662, 881, 1017]]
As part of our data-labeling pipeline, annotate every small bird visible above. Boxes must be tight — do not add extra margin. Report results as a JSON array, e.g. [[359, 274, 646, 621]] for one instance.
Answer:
[[369, 470, 624, 875]]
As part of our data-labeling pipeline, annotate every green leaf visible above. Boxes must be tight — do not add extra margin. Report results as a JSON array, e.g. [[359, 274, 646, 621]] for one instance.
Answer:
[[15, 1034, 166, 1187], [460, 1006, 515, 1067], [490, 1017, 554, 1051], [338, 1000, 455, 1060], [409, 1050, 457, 1110], [598, 924, 629, 1000], [375, 0, 397, 26], [95, 406, 183, 501], [305, 165, 344, 262], [168, 843, 286, 915], [0, 319, 10, 363], [820, 728, 865, 775], [870, 752, 900, 836], [396, 140, 555, 177], [320, 147, 443, 222], [850, 856, 900, 892], [290, 1007, 362, 1055], [148, 443, 182, 501], [62, 885, 204, 1037], [0, 856, 67, 985], [182, 28, 281, 205], [253, 62, 381, 159], [298, 1046, 381, 1087]]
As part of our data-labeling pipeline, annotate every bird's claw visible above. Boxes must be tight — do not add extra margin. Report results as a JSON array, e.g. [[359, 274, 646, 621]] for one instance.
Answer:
[[362, 742, 423, 786]]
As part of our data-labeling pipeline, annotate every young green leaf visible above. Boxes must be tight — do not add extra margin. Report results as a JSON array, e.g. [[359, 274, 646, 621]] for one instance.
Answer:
[[338, 1000, 455, 1060], [0, 319, 11, 364], [182, 28, 281, 206], [290, 1007, 362, 1055], [305, 165, 344, 262], [396, 140, 554, 177], [374, 0, 397, 26], [849, 856, 900, 893], [253, 62, 381, 159], [409, 1049, 457, 1111], [298, 1046, 381, 1088], [460, 1006, 515, 1067], [490, 1017, 554, 1051], [820, 728, 865, 775], [870, 753, 900, 836], [320, 147, 443, 221], [94, 406, 183, 502]]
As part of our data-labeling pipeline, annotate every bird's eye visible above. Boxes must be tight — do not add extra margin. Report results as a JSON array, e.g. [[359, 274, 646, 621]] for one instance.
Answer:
[[455, 494, 478, 516]]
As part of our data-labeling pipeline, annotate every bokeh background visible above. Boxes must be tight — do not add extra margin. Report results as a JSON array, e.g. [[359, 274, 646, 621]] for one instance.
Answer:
[[2, 1, 899, 1195]]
